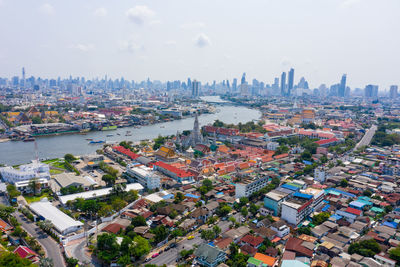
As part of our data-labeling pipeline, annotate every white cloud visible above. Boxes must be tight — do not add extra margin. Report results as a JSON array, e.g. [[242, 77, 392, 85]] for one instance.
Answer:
[[126, 5, 155, 25], [194, 33, 211, 48], [118, 40, 143, 53], [39, 3, 55, 15], [94, 7, 107, 17], [150, 20, 161, 26], [180, 22, 205, 30], [164, 40, 177, 46], [69, 43, 94, 52], [281, 57, 291, 67], [341, 0, 361, 8]]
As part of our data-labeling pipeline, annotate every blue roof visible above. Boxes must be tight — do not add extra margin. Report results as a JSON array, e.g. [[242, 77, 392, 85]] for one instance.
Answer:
[[162, 193, 174, 199], [216, 192, 224, 195], [327, 188, 356, 198], [293, 192, 313, 200], [303, 160, 313, 165], [281, 260, 309, 267], [281, 184, 300, 192], [185, 193, 200, 199], [322, 204, 331, 212], [330, 214, 343, 221], [349, 201, 367, 209], [382, 221, 398, 229]]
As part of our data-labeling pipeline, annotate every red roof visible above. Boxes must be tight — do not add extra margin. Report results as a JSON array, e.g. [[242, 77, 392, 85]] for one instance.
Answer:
[[285, 237, 314, 258], [240, 234, 264, 247], [345, 207, 362, 216], [154, 161, 194, 178], [102, 223, 125, 234], [113, 146, 140, 160], [13, 246, 37, 259], [315, 138, 339, 146]]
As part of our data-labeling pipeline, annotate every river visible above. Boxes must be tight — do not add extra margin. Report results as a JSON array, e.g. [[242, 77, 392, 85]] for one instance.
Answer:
[[0, 96, 261, 165]]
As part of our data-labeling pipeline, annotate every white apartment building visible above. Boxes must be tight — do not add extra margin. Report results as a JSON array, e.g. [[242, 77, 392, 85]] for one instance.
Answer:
[[0, 160, 50, 184], [126, 164, 160, 190], [281, 196, 313, 226], [235, 176, 268, 199], [314, 168, 326, 183]]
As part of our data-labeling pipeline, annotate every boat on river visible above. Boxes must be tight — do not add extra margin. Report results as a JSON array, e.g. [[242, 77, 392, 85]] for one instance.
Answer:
[[89, 140, 105, 144]]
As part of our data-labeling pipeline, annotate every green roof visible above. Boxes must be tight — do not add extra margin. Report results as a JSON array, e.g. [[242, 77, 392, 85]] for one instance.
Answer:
[[371, 207, 384, 213], [247, 257, 263, 266]]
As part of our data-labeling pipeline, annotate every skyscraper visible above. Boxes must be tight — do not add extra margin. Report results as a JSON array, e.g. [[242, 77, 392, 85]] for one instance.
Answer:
[[364, 84, 378, 98], [22, 67, 26, 88], [280, 72, 286, 96], [192, 80, 200, 98], [338, 74, 347, 97], [232, 78, 237, 92], [287, 68, 294, 96], [241, 73, 246, 84], [390, 85, 398, 99]]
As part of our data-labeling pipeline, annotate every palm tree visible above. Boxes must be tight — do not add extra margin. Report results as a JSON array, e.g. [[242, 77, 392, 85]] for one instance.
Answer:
[[39, 219, 54, 232], [39, 257, 54, 267]]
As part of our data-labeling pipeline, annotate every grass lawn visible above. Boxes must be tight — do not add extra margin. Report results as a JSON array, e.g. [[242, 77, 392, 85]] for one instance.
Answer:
[[42, 158, 60, 164], [52, 161, 67, 170], [24, 192, 50, 204], [50, 169, 64, 175]]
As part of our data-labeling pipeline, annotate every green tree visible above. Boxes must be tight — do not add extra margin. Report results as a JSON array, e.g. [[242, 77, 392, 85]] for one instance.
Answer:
[[216, 203, 232, 217], [312, 212, 331, 225], [389, 246, 400, 265], [32, 116, 43, 124], [174, 192, 185, 204], [249, 203, 259, 215], [340, 179, 349, 187], [241, 207, 248, 217], [201, 229, 215, 241], [96, 233, 120, 263], [132, 216, 147, 227], [39, 257, 54, 267], [65, 257, 79, 267], [213, 225, 221, 236], [0, 251, 34, 266], [102, 174, 116, 186], [151, 225, 169, 243], [111, 198, 126, 211], [131, 236, 151, 258], [64, 154, 76, 163], [98, 204, 113, 217], [0, 204, 15, 220]]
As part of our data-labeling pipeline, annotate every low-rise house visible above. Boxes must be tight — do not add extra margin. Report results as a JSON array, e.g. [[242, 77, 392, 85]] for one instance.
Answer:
[[270, 220, 290, 238], [194, 244, 226, 267], [239, 234, 264, 249], [13, 246, 39, 263], [223, 226, 250, 243], [191, 208, 209, 223]]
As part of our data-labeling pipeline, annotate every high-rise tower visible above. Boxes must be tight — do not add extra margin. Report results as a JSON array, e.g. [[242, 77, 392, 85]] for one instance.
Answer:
[[287, 68, 294, 96], [339, 74, 347, 97], [280, 72, 286, 96], [22, 67, 26, 88]]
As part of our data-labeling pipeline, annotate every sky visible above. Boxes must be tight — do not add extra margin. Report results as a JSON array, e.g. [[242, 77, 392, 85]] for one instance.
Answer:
[[0, 0, 399, 90]]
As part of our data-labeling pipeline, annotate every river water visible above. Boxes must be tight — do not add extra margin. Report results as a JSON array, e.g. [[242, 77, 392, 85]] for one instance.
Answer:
[[0, 96, 261, 165]]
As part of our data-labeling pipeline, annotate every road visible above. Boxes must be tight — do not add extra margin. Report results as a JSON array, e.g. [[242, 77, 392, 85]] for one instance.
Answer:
[[355, 125, 377, 149], [14, 212, 66, 267], [147, 232, 205, 266], [147, 220, 231, 265]]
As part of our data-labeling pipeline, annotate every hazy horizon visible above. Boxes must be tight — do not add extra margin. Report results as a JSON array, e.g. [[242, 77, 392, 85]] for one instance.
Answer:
[[0, 0, 399, 89]]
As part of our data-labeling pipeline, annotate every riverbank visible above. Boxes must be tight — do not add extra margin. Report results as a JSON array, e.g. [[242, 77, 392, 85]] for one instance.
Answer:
[[0, 101, 261, 165]]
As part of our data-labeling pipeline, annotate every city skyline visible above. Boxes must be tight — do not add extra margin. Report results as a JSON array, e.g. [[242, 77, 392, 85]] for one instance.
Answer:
[[0, 0, 399, 89]]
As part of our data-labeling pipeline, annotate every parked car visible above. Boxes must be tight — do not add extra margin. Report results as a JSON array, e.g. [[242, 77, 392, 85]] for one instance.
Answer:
[[188, 235, 194, 240], [151, 253, 159, 258]]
